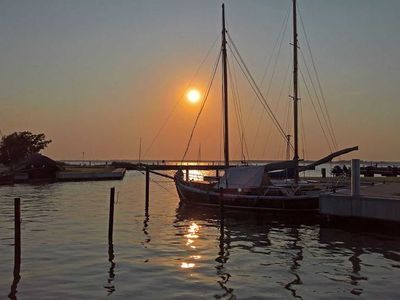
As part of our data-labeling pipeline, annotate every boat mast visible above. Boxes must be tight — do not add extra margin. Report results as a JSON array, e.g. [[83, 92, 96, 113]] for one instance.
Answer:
[[292, 0, 299, 181], [222, 3, 229, 168]]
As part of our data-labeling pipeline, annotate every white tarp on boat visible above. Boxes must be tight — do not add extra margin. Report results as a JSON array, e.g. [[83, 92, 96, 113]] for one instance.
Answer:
[[218, 166, 265, 189]]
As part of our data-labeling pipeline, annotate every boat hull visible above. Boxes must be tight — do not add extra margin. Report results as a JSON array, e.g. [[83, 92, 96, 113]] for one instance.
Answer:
[[175, 180, 319, 213]]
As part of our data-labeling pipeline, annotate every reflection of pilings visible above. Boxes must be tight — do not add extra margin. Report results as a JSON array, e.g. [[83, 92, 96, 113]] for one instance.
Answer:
[[145, 166, 150, 209], [104, 243, 116, 295], [215, 227, 234, 298], [216, 188, 233, 298], [219, 188, 224, 238], [284, 227, 303, 300], [142, 208, 151, 246], [349, 246, 366, 295], [9, 198, 21, 300]]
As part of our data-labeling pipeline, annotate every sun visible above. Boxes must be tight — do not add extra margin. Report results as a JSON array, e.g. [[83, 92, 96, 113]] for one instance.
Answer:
[[186, 89, 201, 104]]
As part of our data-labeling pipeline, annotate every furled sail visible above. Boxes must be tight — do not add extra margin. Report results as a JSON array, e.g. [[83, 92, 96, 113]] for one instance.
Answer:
[[218, 165, 265, 189]]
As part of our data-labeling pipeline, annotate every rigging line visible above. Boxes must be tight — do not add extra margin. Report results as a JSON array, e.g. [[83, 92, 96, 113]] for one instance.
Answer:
[[227, 54, 250, 161], [262, 61, 292, 159], [144, 35, 220, 159], [229, 46, 292, 151], [259, 5, 291, 87], [249, 9, 290, 157], [249, 29, 287, 159], [226, 35, 294, 151], [298, 9, 338, 149], [137, 170, 176, 196], [262, 8, 290, 99], [299, 99, 308, 160], [228, 57, 244, 160], [219, 90, 223, 163], [281, 61, 293, 134], [262, 60, 293, 156], [231, 56, 250, 161], [284, 97, 292, 135], [299, 49, 337, 151], [299, 68, 333, 152], [250, 107, 266, 158], [149, 178, 176, 196], [181, 51, 222, 162], [265, 57, 293, 157]]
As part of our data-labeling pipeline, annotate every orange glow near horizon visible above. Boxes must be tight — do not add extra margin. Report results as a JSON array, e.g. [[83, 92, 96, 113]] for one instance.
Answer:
[[186, 89, 201, 104]]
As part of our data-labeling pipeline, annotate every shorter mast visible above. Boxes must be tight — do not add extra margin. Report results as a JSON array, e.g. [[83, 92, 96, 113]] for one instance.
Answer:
[[138, 137, 142, 163], [222, 3, 229, 168], [292, 0, 299, 181]]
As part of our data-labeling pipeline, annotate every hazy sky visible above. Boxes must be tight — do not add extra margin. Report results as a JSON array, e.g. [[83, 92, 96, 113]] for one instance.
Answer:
[[1, 0, 399, 161]]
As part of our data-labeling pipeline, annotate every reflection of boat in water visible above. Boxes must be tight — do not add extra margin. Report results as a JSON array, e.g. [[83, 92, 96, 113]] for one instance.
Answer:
[[176, 202, 321, 227], [175, 204, 400, 299], [175, 204, 309, 299], [174, 1, 357, 213]]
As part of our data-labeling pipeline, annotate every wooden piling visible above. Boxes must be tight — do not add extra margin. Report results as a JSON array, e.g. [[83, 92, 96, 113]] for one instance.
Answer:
[[145, 166, 150, 209], [185, 167, 189, 181], [9, 198, 21, 299], [108, 187, 115, 245], [14, 198, 21, 268]]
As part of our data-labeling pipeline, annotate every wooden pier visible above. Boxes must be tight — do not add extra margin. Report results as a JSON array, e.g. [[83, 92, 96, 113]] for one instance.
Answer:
[[111, 161, 230, 171], [361, 166, 399, 177]]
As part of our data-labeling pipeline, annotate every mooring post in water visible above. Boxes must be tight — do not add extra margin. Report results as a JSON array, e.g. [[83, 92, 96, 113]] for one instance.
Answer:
[[216, 168, 219, 178], [9, 198, 21, 299], [321, 168, 326, 178], [14, 197, 21, 273], [108, 187, 115, 245], [219, 188, 224, 236], [185, 167, 189, 182], [351, 159, 360, 197], [145, 166, 150, 209]]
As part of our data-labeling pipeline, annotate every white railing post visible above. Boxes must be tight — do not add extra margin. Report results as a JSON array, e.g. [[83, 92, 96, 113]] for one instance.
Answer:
[[351, 159, 360, 197]]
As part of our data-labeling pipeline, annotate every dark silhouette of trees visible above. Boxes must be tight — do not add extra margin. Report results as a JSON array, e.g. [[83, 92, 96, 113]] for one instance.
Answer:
[[0, 131, 52, 164]]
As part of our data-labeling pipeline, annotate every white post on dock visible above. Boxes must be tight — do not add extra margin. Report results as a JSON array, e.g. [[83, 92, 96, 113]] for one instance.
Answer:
[[351, 159, 360, 197]]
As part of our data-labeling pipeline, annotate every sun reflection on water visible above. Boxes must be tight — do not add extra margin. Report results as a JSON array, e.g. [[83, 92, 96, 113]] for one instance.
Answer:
[[181, 262, 195, 269], [180, 222, 202, 269]]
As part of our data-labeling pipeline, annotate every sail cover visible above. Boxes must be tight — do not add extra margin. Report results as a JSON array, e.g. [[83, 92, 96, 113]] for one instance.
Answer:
[[218, 166, 265, 189]]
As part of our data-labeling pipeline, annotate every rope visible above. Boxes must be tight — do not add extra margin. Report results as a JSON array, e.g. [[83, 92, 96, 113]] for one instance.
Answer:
[[299, 99, 308, 160], [299, 49, 336, 151], [299, 68, 333, 152], [137, 169, 176, 196], [227, 34, 294, 150], [298, 8, 338, 150], [143, 35, 220, 159], [247, 7, 291, 158], [228, 56, 249, 161], [181, 51, 222, 162]]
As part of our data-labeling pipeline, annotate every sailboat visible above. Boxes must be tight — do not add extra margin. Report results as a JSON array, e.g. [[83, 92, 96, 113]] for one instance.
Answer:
[[174, 1, 357, 213]]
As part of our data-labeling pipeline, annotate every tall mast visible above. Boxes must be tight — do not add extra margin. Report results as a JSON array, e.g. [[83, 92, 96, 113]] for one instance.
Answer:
[[222, 3, 229, 168], [292, 0, 299, 181]]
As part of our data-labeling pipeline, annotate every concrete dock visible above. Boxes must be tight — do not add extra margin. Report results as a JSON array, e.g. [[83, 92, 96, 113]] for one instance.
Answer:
[[320, 182, 400, 223]]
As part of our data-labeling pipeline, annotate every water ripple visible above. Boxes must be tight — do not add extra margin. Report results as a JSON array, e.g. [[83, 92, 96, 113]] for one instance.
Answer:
[[1, 171, 400, 299]]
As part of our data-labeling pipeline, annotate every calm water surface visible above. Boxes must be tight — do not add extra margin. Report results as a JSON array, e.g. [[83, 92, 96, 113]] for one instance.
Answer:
[[1, 171, 400, 299]]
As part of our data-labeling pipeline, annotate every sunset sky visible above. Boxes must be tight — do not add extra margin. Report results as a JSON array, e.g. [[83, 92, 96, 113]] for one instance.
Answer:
[[1, 0, 399, 162]]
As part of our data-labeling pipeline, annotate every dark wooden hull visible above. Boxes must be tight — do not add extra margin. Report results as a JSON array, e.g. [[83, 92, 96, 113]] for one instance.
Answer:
[[175, 180, 319, 213]]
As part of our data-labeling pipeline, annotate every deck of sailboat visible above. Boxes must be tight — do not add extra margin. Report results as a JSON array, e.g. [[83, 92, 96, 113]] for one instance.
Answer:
[[175, 176, 320, 212]]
